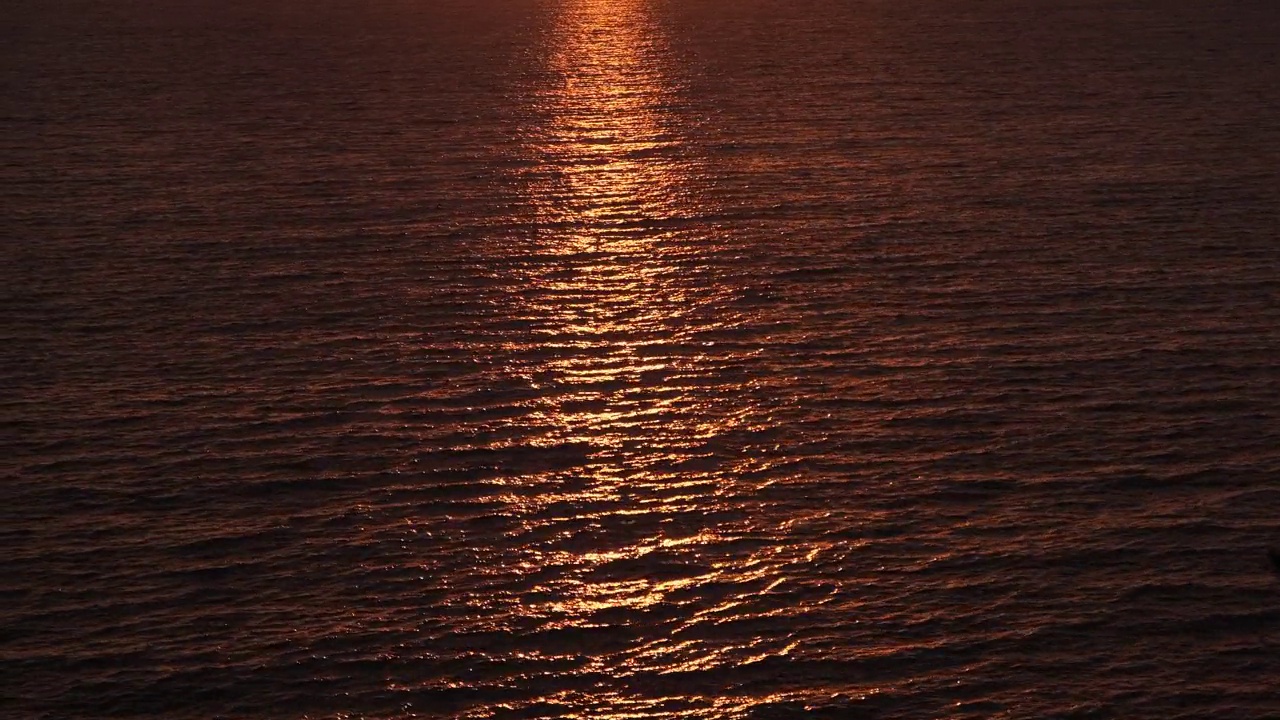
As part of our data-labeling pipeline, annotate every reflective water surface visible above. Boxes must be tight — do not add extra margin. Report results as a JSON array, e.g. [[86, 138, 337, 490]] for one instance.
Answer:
[[4, 0, 1280, 718]]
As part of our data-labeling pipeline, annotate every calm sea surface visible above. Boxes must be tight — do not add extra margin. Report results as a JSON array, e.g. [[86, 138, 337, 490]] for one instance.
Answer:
[[4, 0, 1280, 717]]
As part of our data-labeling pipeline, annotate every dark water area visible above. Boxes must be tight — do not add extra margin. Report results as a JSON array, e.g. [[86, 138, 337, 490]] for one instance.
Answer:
[[4, 0, 1280, 717]]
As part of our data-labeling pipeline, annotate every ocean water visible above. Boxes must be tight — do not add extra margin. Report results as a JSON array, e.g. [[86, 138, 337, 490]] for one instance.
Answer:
[[4, 0, 1280, 718]]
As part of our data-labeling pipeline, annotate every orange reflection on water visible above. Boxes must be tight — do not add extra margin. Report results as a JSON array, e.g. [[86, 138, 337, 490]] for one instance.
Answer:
[[530, 0, 695, 238], [508, 0, 752, 682], [516, 0, 732, 454], [485, 5, 803, 715]]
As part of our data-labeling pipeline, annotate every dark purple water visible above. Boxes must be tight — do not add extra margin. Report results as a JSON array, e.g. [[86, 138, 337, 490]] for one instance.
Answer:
[[4, 0, 1280, 718]]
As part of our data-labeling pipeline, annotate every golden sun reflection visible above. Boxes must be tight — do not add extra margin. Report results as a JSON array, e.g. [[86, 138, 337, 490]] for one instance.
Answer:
[[529, 0, 698, 246], [527, 0, 696, 230], [514, 0, 734, 455], [500, 1, 772, 698]]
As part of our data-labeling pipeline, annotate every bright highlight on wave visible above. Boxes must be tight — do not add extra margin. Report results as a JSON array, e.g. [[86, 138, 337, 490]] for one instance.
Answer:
[[454, 1, 816, 714]]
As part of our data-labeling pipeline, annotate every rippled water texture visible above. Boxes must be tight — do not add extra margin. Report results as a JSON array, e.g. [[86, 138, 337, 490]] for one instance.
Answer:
[[4, 0, 1280, 717]]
